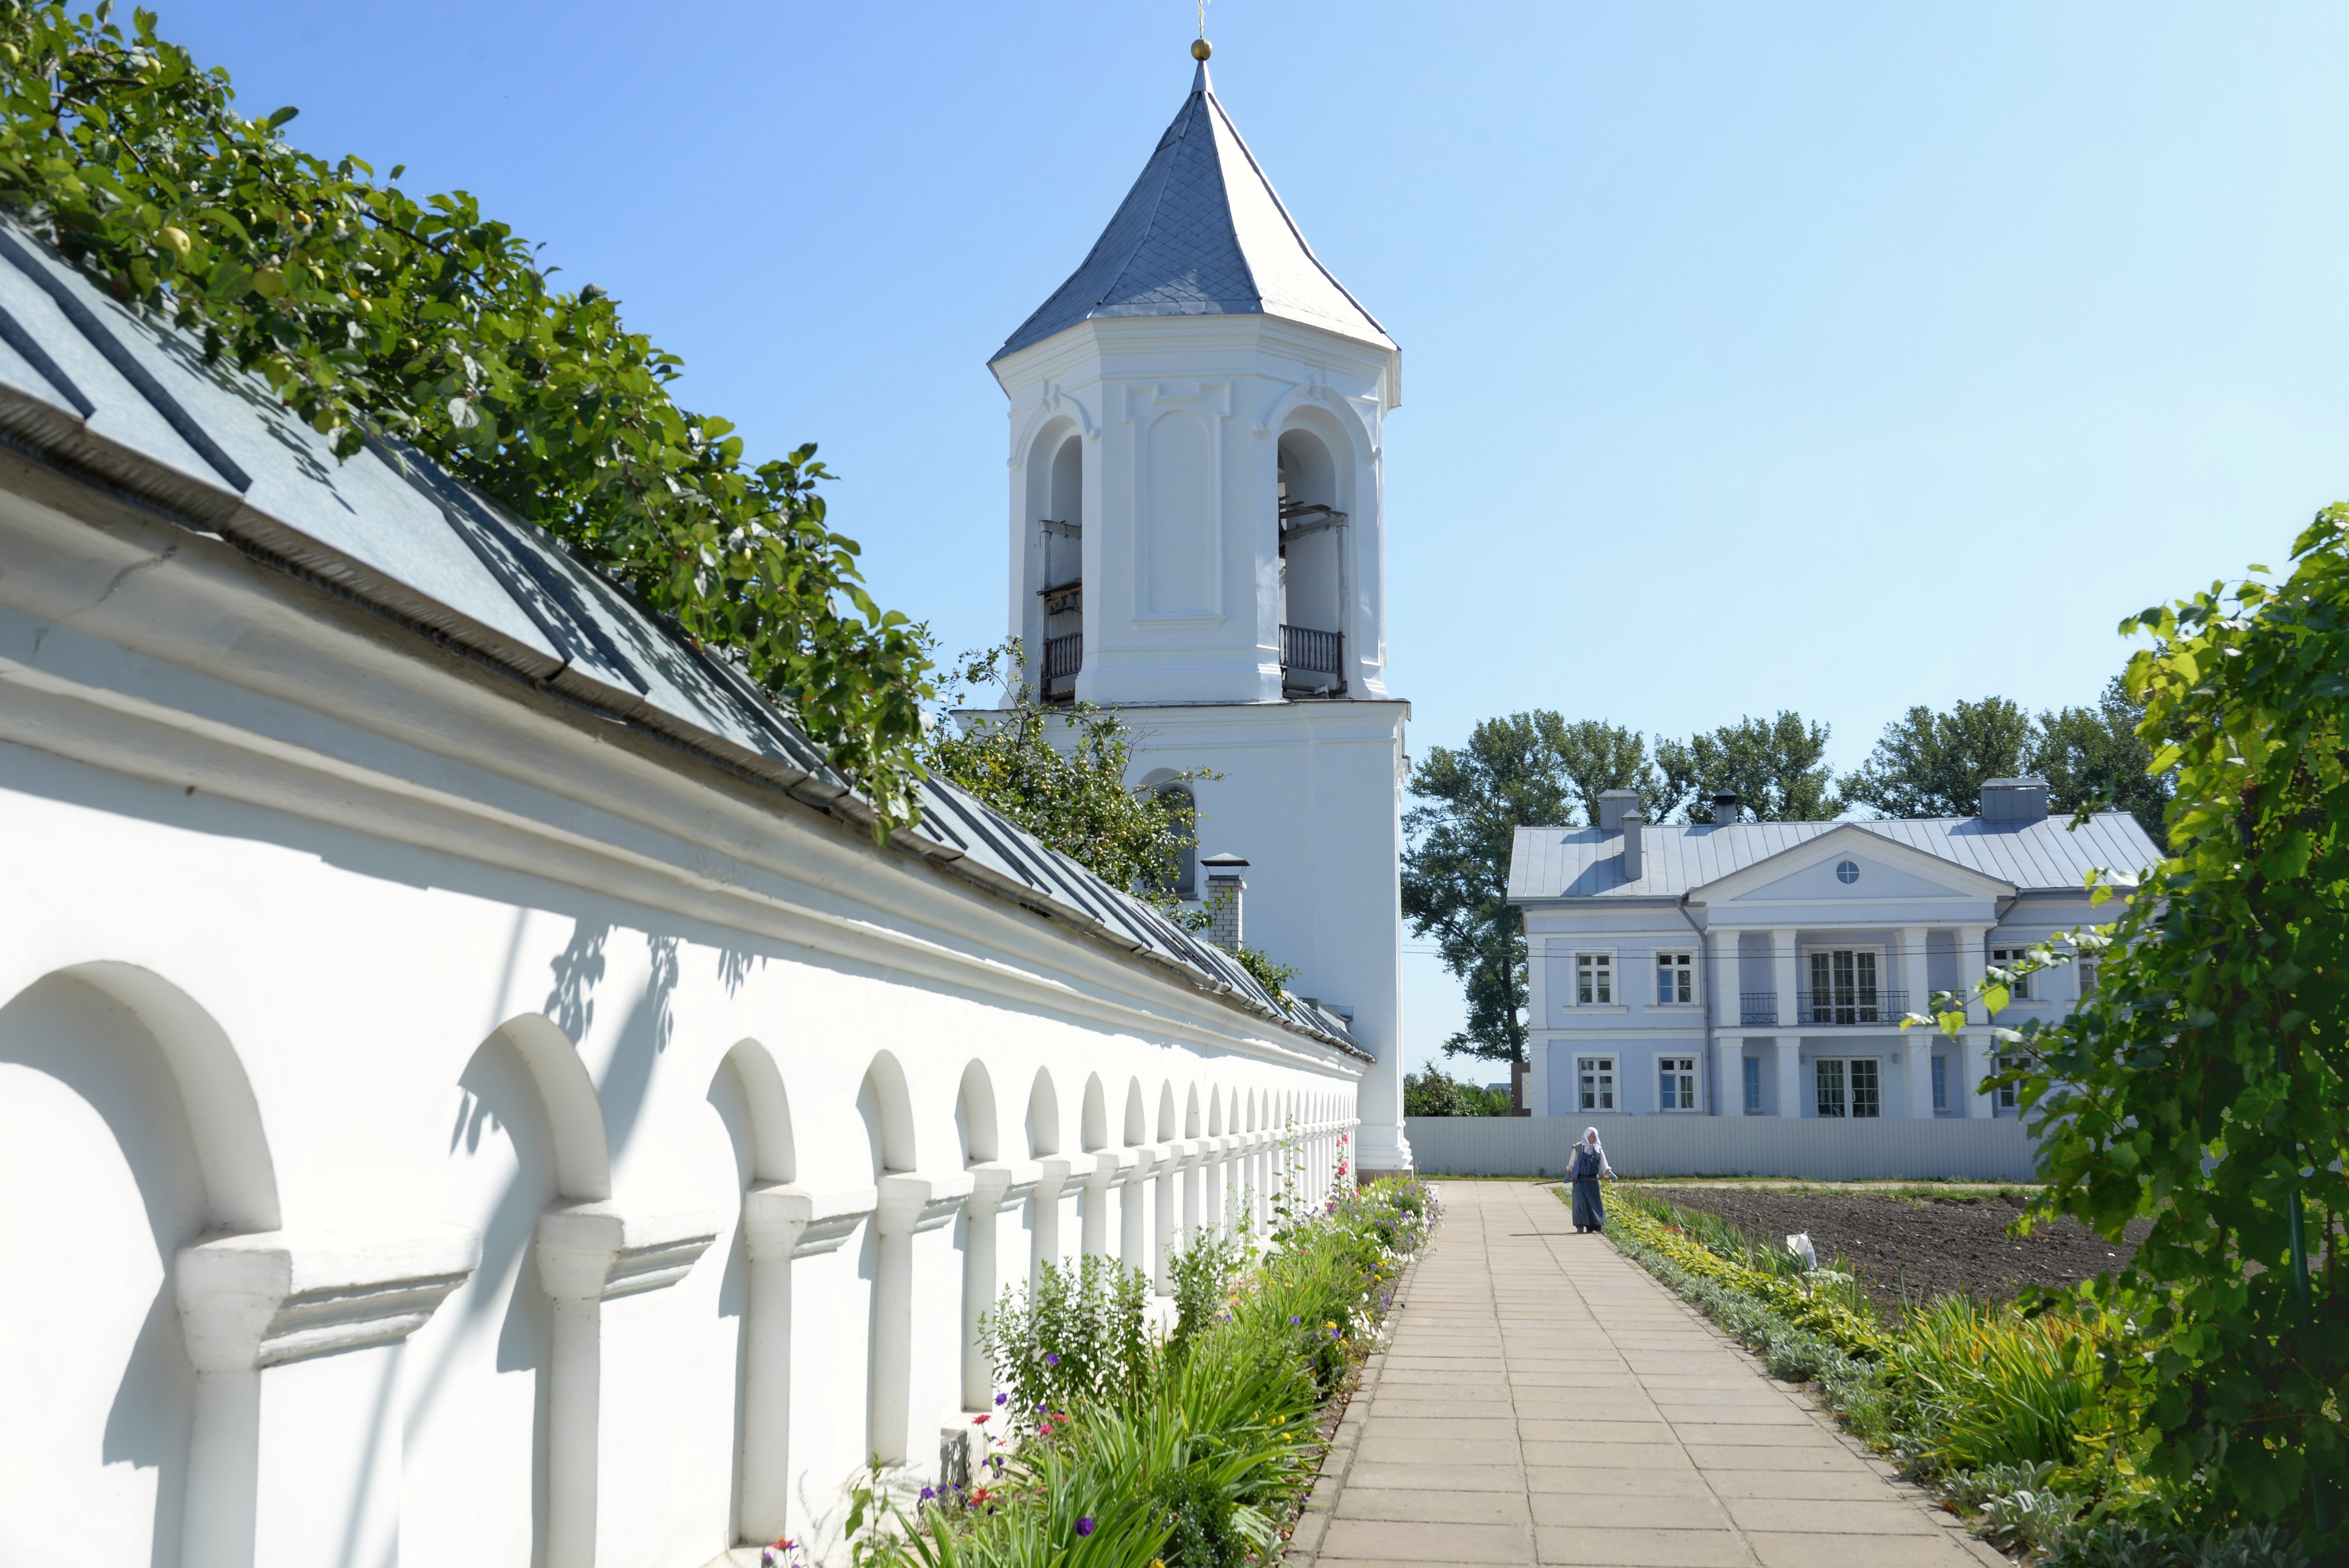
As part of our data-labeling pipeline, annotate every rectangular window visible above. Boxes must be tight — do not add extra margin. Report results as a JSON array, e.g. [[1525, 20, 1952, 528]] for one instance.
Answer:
[[1658, 1055, 1699, 1111], [1655, 951, 1693, 1005], [1743, 1056, 1762, 1114], [1577, 1056, 1617, 1112], [1805, 948, 1882, 1023], [1576, 953, 1613, 1005], [1815, 1057, 1882, 1118], [1932, 1055, 1948, 1113], [2078, 955, 2100, 999], [1998, 1053, 2023, 1110], [1991, 947, 2032, 1000]]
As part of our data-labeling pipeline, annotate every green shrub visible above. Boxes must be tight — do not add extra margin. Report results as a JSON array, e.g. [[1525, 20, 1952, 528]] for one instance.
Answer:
[[978, 1256, 1152, 1434]]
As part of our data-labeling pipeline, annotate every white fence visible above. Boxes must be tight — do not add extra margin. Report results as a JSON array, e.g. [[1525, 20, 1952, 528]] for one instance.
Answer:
[[1406, 1115, 2041, 1182]]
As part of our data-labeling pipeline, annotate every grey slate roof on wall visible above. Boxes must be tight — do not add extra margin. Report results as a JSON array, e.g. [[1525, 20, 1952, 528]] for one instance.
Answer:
[[0, 220, 1361, 1058], [1508, 814, 2162, 903], [992, 63, 1393, 363]]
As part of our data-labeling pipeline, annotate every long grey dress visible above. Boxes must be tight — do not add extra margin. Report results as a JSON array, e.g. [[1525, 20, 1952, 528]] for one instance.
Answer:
[[1569, 1145, 1606, 1230]]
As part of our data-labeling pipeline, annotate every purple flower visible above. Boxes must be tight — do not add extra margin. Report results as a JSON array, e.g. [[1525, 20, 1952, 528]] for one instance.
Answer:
[[1288, 1315, 1300, 1324], [1076, 1517, 1096, 1537], [995, 1392, 1008, 1406], [1044, 1352, 1060, 1367], [920, 1486, 935, 1502]]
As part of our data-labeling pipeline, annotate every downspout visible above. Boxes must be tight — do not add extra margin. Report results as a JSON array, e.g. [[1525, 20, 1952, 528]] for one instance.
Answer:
[[1674, 895, 1714, 1113]]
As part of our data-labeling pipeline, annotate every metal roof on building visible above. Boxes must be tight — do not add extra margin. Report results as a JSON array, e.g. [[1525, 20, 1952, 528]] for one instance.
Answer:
[[992, 62, 1394, 363], [1508, 813, 2163, 903], [0, 220, 1360, 1058]]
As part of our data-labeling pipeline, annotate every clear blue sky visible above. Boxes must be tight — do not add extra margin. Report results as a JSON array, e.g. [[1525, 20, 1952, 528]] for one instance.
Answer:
[[161, 1, 2349, 1077]]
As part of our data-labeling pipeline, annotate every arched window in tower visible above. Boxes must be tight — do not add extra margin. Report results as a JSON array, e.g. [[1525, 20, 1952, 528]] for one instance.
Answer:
[[1153, 784, 1198, 900], [1037, 433, 1084, 702], [1276, 429, 1346, 697]]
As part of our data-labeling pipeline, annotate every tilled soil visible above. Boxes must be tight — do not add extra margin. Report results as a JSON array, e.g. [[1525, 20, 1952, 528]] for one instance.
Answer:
[[1641, 1185, 2154, 1308]]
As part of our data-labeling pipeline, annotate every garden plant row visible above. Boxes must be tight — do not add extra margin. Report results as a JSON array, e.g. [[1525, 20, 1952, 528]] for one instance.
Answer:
[[769, 1166, 1438, 1568], [1593, 1187, 2312, 1568]]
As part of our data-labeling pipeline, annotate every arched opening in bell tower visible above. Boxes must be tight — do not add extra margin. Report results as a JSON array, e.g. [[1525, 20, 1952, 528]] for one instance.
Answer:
[[1276, 428, 1346, 697], [1025, 428, 1084, 701]]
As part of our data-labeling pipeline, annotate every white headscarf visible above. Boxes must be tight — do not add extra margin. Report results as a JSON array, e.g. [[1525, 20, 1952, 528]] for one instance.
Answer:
[[1578, 1127, 1613, 1178]]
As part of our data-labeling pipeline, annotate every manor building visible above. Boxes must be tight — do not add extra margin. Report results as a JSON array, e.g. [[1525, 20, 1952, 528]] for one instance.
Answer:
[[1508, 781, 2158, 1122]]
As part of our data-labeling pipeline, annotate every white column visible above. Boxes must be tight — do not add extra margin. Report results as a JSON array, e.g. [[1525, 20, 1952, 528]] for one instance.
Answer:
[[1774, 1035, 1803, 1119], [1119, 1147, 1157, 1278], [1715, 1036, 1744, 1117], [1527, 1039, 1551, 1117], [1900, 925, 1932, 1024], [1710, 928, 1740, 1032], [1901, 924, 1936, 1119], [173, 1226, 479, 1568], [1772, 928, 1798, 1028], [739, 1183, 875, 1543], [1960, 925, 1996, 1117]]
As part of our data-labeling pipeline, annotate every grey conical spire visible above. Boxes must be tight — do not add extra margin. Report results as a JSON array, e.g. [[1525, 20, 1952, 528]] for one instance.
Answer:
[[992, 64, 1392, 362]]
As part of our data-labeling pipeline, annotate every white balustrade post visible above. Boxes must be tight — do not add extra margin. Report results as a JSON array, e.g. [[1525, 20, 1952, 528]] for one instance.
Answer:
[[1030, 1158, 1070, 1291], [869, 1173, 975, 1466], [173, 1226, 479, 1568], [534, 1202, 722, 1566], [739, 1184, 874, 1544]]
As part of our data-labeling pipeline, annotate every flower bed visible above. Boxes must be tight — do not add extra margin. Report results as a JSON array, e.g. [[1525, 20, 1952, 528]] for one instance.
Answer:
[[797, 1174, 1438, 1568], [1589, 1188, 2311, 1568]]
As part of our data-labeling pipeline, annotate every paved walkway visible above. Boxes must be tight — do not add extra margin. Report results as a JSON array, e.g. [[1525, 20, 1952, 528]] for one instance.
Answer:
[[1293, 1181, 1998, 1568]]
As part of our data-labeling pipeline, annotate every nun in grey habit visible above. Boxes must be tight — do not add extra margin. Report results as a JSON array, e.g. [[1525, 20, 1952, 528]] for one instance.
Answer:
[[1569, 1126, 1613, 1231]]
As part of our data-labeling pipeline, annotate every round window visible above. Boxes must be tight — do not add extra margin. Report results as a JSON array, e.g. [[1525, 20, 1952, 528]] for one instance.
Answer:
[[1836, 860, 1859, 884]]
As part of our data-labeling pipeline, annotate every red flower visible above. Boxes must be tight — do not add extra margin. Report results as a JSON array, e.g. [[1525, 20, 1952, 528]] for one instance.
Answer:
[[973, 1413, 991, 1425]]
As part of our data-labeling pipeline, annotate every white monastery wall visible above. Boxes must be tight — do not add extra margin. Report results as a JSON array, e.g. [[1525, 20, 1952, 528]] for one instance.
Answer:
[[0, 444, 1361, 1568]]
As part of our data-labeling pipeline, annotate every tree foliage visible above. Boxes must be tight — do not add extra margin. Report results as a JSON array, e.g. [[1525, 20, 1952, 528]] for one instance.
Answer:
[[926, 647, 1299, 999], [1401, 712, 1604, 1072], [1655, 711, 1840, 822], [1843, 697, 2034, 818], [0, 4, 933, 826], [1993, 515, 2348, 1540], [2030, 676, 2175, 837], [1846, 688, 2176, 833], [1402, 1064, 1510, 1117], [927, 647, 1201, 901]]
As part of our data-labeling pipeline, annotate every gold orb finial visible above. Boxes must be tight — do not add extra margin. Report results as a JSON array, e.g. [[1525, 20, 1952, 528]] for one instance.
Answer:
[[1192, 37, 1212, 60]]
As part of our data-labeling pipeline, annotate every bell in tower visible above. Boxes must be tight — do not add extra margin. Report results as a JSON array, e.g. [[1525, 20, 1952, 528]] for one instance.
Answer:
[[988, 45, 1414, 1178]]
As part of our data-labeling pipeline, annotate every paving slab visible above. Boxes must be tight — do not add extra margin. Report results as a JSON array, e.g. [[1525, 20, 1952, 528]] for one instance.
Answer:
[[1291, 1180, 1975, 1568]]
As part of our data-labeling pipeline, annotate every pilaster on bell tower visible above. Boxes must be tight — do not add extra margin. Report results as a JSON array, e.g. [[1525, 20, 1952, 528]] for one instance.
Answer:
[[990, 51, 1401, 710]]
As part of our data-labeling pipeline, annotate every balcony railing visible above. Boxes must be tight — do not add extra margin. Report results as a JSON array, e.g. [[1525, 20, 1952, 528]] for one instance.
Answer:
[[1280, 624, 1343, 693], [1794, 989, 1909, 1026], [1042, 631, 1081, 700], [1739, 991, 1778, 1025]]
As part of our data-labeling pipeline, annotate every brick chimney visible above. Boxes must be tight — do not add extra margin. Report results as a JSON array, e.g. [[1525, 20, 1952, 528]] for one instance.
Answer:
[[1200, 853, 1249, 951]]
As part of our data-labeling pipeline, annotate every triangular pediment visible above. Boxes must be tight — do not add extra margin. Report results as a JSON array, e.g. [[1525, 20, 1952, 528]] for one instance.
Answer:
[[1691, 823, 2016, 906]]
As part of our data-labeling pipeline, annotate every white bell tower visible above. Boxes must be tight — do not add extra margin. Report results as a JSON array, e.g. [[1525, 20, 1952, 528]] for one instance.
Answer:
[[988, 46, 1413, 1175]]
